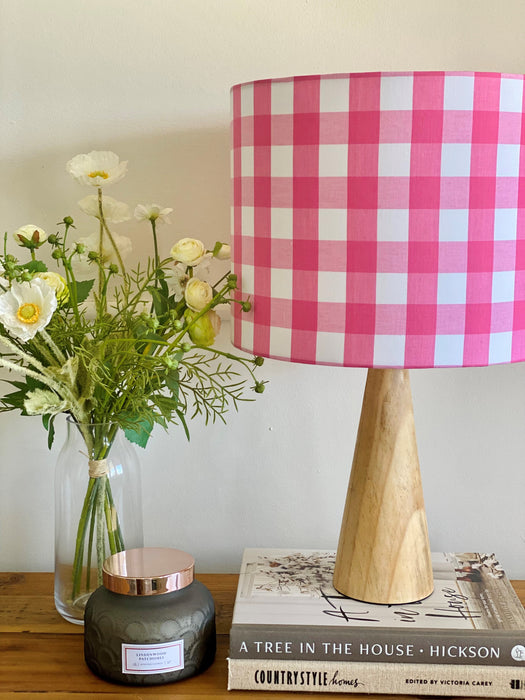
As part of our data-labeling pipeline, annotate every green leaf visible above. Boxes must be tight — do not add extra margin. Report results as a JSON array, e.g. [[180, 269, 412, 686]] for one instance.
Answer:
[[165, 368, 180, 400], [147, 285, 168, 318], [121, 414, 155, 449], [132, 320, 150, 339], [141, 332, 164, 346], [22, 260, 48, 273], [135, 332, 164, 356], [176, 409, 190, 441], [75, 279, 95, 304], [43, 414, 56, 450], [152, 394, 179, 422], [154, 414, 168, 430], [0, 375, 47, 412], [1, 389, 27, 411]]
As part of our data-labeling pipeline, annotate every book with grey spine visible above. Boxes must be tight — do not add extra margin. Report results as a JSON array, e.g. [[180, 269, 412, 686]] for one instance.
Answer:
[[228, 548, 525, 697]]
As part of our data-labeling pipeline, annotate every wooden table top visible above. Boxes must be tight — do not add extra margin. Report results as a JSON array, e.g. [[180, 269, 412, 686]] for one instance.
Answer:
[[1, 572, 524, 699]]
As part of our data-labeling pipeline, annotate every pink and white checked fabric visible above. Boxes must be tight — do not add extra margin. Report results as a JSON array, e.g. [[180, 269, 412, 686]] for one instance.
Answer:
[[230, 71, 525, 368]]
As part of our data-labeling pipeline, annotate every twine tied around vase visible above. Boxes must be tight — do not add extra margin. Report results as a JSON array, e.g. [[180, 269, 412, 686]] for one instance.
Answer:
[[88, 459, 109, 478]]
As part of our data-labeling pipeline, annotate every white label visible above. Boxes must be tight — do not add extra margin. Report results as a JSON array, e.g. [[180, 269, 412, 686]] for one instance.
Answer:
[[122, 640, 184, 675]]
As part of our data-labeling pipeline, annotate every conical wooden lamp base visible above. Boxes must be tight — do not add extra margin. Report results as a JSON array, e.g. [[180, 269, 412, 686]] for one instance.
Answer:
[[333, 368, 433, 605]]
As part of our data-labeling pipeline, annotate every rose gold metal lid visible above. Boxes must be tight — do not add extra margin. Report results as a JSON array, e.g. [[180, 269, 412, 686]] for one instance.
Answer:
[[102, 547, 195, 596]]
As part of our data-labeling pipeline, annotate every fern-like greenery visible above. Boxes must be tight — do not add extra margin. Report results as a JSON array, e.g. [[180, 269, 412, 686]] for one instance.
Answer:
[[0, 155, 264, 450], [0, 152, 265, 603]]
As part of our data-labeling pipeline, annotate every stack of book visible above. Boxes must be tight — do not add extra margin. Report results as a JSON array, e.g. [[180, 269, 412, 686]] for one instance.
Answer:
[[228, 548, 525, 697]]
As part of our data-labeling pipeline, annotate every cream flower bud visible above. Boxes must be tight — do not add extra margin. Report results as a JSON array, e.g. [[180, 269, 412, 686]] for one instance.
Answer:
[[214, 243, 231, 261], [13, 225, 47, 248], [185, 309, 221, 347], [170, 237, 206, 267], [184, 277, 213, 312]]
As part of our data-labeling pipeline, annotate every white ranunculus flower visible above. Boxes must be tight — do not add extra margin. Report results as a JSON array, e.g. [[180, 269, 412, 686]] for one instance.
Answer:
[[66, 151, 128, 187], [13, 224, 47, 248], [0, 278, 57, 342], [184, 277, 213, 312], [72, 231, 132, 278], [78, 195, 130, 223], [170, 237, 207, 267], [134, 203, 173, 225], [24, 388, 70, 416]]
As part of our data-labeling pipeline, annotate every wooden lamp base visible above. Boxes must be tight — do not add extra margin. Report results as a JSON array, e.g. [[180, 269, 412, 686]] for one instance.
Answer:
[[333, 368, 434, 604]]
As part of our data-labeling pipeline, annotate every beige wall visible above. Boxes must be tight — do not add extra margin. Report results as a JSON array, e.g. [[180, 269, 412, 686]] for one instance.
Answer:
[[1, 0, 525, 575]]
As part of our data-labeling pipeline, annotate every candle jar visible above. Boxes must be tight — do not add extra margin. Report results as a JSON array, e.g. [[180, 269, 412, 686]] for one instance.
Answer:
[[84, 547, 216, 685]]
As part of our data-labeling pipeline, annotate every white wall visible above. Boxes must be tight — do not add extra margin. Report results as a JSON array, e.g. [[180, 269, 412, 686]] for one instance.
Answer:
[[1, 0, 525, 577]]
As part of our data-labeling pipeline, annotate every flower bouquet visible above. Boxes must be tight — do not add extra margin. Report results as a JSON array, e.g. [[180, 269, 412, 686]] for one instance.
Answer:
[[0, 151, 263, 622]]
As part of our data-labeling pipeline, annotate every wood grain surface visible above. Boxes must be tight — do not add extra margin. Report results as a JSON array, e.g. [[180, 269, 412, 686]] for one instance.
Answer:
[[1, 572, 524, 699], [334, 369, 433, 604]]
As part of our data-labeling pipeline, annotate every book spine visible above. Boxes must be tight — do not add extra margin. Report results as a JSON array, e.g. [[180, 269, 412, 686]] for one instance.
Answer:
[[230, 624, 525, 666], [227, 658, 525, 697]]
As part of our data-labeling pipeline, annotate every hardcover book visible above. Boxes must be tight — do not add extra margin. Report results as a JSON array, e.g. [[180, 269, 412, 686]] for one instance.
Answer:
[[228, 548, 525, 697]]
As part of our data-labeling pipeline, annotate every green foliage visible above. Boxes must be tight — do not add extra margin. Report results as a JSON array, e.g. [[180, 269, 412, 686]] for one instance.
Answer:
[[23, 260, 48, 274], [0, 376, 46, 414], [120, 412, 156, 449], [42, 413, 56, 450], [0, 177, 264, 452], [0, 155, 265, 609], [75, 279, 95, 304]]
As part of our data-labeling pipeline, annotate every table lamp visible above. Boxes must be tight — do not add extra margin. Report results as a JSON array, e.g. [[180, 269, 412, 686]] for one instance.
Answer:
[[230, 71, 525, 605]]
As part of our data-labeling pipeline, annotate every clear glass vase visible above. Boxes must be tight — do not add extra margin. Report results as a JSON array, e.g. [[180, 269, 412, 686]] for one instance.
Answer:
[[54, 418, 143, 624]]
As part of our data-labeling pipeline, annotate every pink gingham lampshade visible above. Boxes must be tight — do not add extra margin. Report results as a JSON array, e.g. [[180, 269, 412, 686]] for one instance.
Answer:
[[230, 71, 525, 368]]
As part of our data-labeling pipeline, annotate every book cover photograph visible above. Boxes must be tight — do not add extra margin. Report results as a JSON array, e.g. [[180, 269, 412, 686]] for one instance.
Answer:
[[228, 549, 525, 696]]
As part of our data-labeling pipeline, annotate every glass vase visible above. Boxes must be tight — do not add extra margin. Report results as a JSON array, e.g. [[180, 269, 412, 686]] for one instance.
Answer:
[[54, 418, 143, 624]]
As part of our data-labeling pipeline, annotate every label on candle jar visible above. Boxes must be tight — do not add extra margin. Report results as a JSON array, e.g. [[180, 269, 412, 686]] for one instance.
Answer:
[[121, 640, 184, 674]]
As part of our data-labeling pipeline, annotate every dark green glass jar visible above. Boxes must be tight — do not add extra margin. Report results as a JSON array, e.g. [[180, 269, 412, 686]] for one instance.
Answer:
[[84, 547, 216, 685]]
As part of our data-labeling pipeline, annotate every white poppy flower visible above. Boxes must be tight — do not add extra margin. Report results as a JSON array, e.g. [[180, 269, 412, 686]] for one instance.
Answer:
[[0, 278, 57, 342], [134, 204, 173, 225], [72, 231, 132, 278], [66, 151, 128, 187], [164, 265, 188, 302], [78, 195, 130, 223]]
